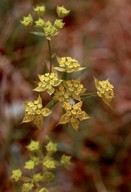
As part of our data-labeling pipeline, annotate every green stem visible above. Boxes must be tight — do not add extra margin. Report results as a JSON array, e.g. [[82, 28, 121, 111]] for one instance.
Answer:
[[81, 92, 97, 99], [47, 39, 52, 73]]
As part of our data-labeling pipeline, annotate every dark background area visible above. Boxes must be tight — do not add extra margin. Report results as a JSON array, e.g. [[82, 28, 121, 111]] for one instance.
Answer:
[[0, 0, 131, 191]]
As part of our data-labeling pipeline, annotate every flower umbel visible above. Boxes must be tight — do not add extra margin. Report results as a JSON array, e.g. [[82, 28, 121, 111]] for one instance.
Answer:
[[55, 57, 85, 73], [45, 141, 57, 153], [22, 183, 34, 192], [53, 80, 86, 103], [43, 156, 56, 169], [94, 77, 114, 106], [22, 95, 51, 129], [61, 155, 71, 168], [27, 140, 40, 151], [59, 101, 90, 130], [56, 6, 70, 18], [34, 5, 46, 16], [11, 169, 22, 182], [34, 73, 62, 95], [21, 14, 33, 27], [35, 18, 45, 28]]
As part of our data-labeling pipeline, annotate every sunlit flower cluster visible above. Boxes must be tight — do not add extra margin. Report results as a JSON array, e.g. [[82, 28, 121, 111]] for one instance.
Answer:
[[59, 101, 90, 130], [34, 73, 62, 95], [94, 77, 114, 106], [53, 80, 86, 103], [55, 57, 85, 73], [22, 96, 51, 129]]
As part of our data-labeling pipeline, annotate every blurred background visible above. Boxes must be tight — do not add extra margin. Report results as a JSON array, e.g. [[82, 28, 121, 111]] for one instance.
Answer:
[[0, 0, 131, 191]]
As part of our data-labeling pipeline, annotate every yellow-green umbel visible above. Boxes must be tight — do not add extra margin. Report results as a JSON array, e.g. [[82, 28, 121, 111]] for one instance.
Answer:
[[34, 73, 62, 95], [56, 6, 70, 18], [94, 77, 114, 106], [21, 14, 33, 27], [55, 57, 85, 73], [22, 95, 51, 129], [53, 80, 86, 103], [59, 101, 90, 130]]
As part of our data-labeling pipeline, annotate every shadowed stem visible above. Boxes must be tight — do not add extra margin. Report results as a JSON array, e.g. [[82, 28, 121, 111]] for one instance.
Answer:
[[47, 39, 52, 73]]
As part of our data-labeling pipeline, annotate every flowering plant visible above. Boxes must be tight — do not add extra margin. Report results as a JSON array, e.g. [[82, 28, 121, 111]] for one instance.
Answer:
[[11, 3, 114, 191]]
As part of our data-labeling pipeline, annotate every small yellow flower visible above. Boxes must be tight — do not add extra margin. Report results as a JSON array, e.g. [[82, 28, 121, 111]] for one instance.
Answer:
[[11, 169, 22, 182], [45, 141, 57, 153], [22, 183, 34, 192], [34, 73, 62, 95], [43, 171, 55, 183], [43, 156, 56, 169], [21, 14, 33, 27], [33, 173, 43, 182], [34, 5, 46, 16], [94, 77, 114, 106], [25, 160, 35, 170], [22, 95, 51, 129], [59, 101, 90, 130], [55, 57, 85, 73], [53, 80, 86, 103], [35, 18, 44, 28], [43, 21, 58, 38], [61, 155, 71, 168], [54, 19, 65, 29], [39, 188, 49, 192], [56, 6, 70, 18], [27, 140, 40, 151]]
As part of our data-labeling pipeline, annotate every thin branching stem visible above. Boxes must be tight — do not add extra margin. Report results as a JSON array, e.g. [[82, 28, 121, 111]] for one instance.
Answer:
[[47, 39, 52, 73]]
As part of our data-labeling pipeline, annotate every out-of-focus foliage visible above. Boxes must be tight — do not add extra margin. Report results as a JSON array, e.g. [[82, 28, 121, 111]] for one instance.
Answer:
[[0, 0, 131, 192]]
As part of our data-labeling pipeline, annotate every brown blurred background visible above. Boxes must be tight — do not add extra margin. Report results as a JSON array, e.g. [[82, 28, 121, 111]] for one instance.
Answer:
[[0, 0, 131, 191]]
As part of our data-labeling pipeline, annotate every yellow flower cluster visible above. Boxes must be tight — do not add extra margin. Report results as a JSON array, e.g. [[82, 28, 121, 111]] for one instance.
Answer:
[[59, 101, 90, 130], [34, 5, 46, 16], [22, 96, 51, 129], [94, 77, 114, 106], [56, 6, 70, 18], [53, 80, 86, 103], [34, 73, 62, 95], [27, 140, 40, 151], [11, 169, 22, 182], [22, 183, 34, 192], [43, 156, 56, 169], [55, 57, 85, 73], [21, 5, 68, 39], [21, 14, 33, 27]]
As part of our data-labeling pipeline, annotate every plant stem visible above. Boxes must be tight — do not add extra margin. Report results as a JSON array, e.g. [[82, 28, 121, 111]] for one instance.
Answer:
[[47, 39, 52, 73]]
